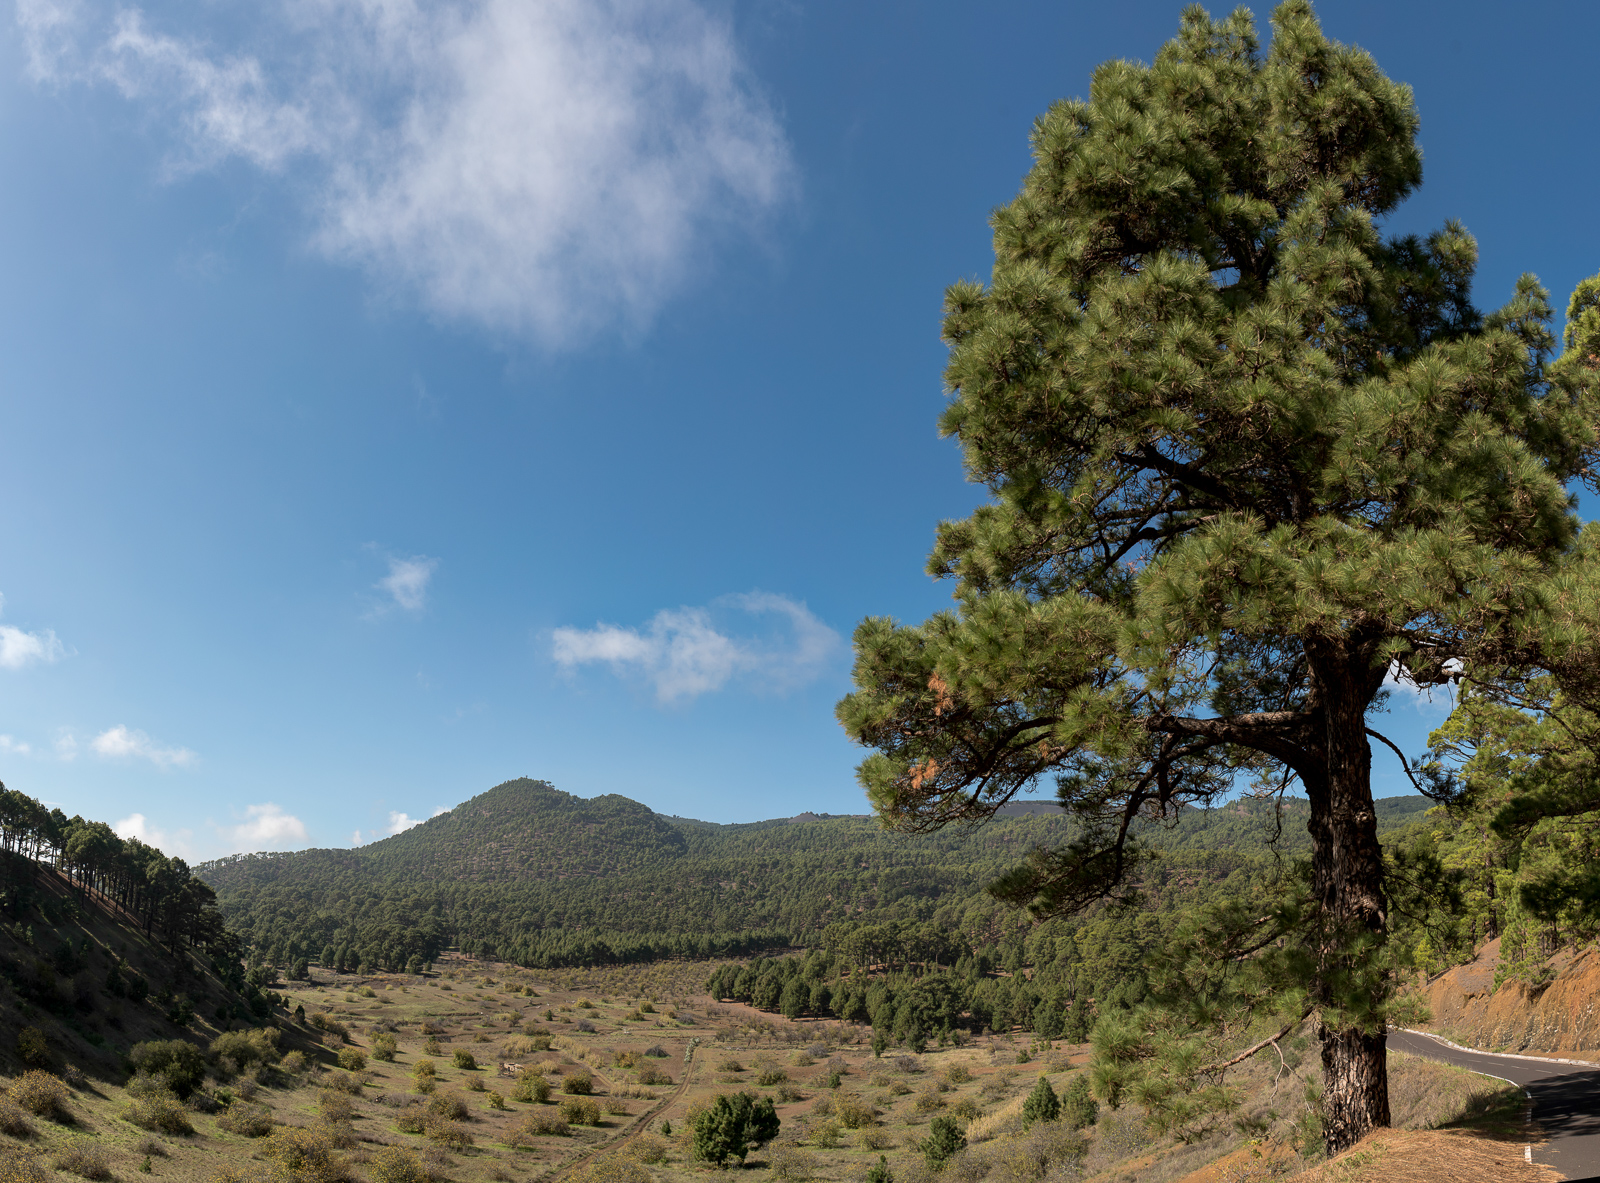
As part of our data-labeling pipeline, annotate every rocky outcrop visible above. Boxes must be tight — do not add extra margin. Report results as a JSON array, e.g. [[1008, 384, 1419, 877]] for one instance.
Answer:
[[1419, 937, 1600, 1055]]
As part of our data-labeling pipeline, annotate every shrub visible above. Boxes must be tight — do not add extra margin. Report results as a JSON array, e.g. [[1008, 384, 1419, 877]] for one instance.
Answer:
[[129, 1042, 207, 1098], [395, 1104, 429, 1135], [421, 1113, 471, 1150], [0, 1100, 37, 1139], [463, 1075, 485, 1093], [486, 1091, 506, 1110], [791, 1052, 814, 1067], [769, 1145, 817, 1181], [209, 1030, 280, 1070], [279, 1051, 309, 1075], [1020, 1076, 1059, 1129], [894, 1057, 923, 1074], [637, 1065, 672, 1086], [915, 1088, 947, 1114], [575, 1020, 597, 1034], [1061, 1076, 1097, 1130], [572, 1153, 649, 1183], [558, 1098, 601, 1126], [861, 1130, 896, 1151], [372, 1034, 398, 1062], [942, 1064, 972, 1085], [370, 1146, 428, 1183], [133, 1138, 169, 1158], [263, 1125, 351, 1183], [336, 1048, 366, 1072], [888, 1080, 913, 1097], [717, 1059, 744, 1073], [628, 1133, 669, 1164], [122, 1091, 194, 1136], [412, 1058, 436, 1079], [561, 1071, 593, 1095], [0, 1143, 47, 1183], [428, 1092, 469, 1121], [809, 1118, 842, 1149], [951, 1098, 981, 1120], [217, 1103, 275, 1137], [643, 1044, 669, 1058], [836, 1094, 880, 1129], [324, 1071, 366, 1096], [52, 1144, 111, 1181], [870, 1073, 892, 1088], [15, 1028, 47, 1069], [921, 1118, 965, 1170], [511, 1075, 551, 1104], [604, 1098, 629, 1115], [776, 1085, 805, 1103], [518, 1110, 570, 1137], [757, 1067, 789, 1087], [451, 1051, 476, 1071], [8, 1072, 70, 1120], [319, 1090, 355, 1121]]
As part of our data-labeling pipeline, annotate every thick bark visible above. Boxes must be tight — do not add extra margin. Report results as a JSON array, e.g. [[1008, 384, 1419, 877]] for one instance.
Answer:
[[1304, 635, 1391, 1155]]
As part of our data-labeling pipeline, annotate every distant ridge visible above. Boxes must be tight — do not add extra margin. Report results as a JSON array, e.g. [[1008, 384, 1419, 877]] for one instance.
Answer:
[[197, 777, 1435, 972]]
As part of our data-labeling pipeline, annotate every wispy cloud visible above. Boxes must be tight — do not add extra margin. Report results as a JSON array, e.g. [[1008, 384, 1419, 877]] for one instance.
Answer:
[[377, 556, 437, 613], [91, 724, 197, 769], [17, 0, 793, 344], [0, 735, 33, 756], [553, 591, 840, 704], [0, 593, 65, 669], [225, 802, 308, 850]]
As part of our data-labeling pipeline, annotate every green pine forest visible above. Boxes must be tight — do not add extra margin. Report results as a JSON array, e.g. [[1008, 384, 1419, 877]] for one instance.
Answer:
[[196, 778, 1441, 1017]]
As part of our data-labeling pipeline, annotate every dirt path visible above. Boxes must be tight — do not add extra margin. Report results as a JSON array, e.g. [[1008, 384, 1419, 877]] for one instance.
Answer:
[[542, 1039, 700, 1180]]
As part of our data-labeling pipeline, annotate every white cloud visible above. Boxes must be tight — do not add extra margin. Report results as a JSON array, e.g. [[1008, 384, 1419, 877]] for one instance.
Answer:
[[431, 805, 448, 817], [0, 735, 33, 756], [0, 592, 66, 670], [226, 802, 309, 850], [18, 0, 793, 344], [1383, 658, 1462, 717], [113, 811, 195, 858], [54, 731, 78, 761], [384, 809, 424, 835], [92, 724, 198, 769], [553, 591, 840, 704], [377, 556, 437, 612]]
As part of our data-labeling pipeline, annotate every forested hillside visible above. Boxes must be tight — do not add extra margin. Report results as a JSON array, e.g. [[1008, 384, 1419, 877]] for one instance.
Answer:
[[199, 778, 1433, 979]]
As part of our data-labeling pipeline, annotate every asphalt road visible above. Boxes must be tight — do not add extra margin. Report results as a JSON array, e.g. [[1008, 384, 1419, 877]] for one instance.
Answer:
[[1388, 1029, 1600, 1181]]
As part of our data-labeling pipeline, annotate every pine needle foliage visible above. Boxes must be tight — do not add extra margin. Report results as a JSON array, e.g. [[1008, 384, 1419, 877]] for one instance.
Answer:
[[837, 0, 1600, 1158]]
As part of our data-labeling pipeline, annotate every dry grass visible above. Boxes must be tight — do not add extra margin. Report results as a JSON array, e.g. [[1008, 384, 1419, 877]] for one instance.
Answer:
[[1287, 1129, 1557, 1182]]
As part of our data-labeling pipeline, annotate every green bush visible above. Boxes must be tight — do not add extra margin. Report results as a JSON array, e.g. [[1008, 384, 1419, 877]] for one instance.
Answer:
[[558, 1098, 601, 1126], [129, 1041, 207, 1098], [1061, 1076, 1098, 1130], [921, 1117, 965, 1170], [216, 1104, 275, 1137], [372, 1035, 398, 1062], [511, 1074, 551, 1104], [52, 1144, 111, 1181], [6, 1072, 70, 1121], [561, 1071, 593, 1095], [15, 1028, 47, 1069], [451, 1051, 476, 1071], [336, 1048, 366, 1072], [208, 1030, 280, 1070], [122, 1091, 194, 1136], [1021, 1076, 1060, 1129], [369, 1147, 427, 1183]]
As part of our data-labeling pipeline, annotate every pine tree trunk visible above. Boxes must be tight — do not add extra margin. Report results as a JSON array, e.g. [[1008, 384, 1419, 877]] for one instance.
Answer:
[[1305, 641, 1391, 1156]]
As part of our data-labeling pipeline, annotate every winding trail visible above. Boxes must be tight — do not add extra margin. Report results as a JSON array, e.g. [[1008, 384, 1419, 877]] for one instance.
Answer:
[[1388, 1029, 1600, 1181]]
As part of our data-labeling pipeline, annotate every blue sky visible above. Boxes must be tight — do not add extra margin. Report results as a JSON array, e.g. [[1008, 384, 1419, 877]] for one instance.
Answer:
[[0, 0, 1594, 860]]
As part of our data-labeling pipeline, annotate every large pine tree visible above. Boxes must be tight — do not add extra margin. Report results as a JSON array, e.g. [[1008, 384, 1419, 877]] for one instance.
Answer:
[[837, 1, 1600, 1155]]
